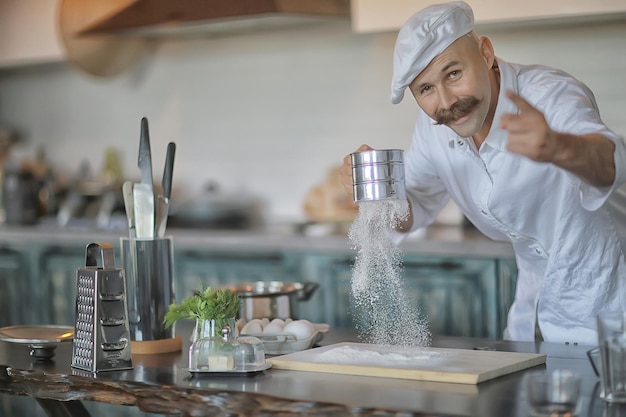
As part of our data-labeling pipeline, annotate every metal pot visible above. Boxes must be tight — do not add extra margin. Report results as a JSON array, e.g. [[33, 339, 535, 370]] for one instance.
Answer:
[[228, 281, 319, 321]]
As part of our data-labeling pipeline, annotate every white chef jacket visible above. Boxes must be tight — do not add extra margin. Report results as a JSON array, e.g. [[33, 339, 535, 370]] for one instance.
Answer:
[[398, 58, 626, 345]]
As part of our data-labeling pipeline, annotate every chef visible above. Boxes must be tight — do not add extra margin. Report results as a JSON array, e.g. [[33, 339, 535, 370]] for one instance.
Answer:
[[340, 1, 626, 345]]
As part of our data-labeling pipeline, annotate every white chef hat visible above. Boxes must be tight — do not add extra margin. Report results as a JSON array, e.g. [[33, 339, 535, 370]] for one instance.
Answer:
[[391, 1, 474, 104]]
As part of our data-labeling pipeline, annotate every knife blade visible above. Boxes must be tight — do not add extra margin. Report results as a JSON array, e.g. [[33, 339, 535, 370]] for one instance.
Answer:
[[122, 181, 136, 238], [156, 141, 176, 238], [134, 117, 155, 239]]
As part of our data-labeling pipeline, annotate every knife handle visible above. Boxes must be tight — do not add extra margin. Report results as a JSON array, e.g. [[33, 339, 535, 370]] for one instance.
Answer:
[[162, 142, 176, 199]]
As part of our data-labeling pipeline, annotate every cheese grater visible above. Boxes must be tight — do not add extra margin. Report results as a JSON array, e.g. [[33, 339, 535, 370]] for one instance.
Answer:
[[71, 242, 133, 373]]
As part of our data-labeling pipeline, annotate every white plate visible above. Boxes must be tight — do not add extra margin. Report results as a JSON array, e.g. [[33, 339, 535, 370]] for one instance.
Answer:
[[242, 323, 330, 355]]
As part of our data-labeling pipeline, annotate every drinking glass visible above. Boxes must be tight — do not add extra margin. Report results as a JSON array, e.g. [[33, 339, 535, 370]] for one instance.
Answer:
[[596, 312, 626, 403], [525, 370, 581, 416]]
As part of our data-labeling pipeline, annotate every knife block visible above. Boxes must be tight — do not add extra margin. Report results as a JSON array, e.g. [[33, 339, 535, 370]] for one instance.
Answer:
[[120, 237, 176, 343], [71, 242, 133, 373]]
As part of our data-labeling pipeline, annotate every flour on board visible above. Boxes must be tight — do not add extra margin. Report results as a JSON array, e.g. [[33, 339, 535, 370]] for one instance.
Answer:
[[315, 345, 443, 367]]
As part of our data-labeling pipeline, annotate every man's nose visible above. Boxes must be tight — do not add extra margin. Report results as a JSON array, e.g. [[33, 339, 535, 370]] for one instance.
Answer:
[[438, 86, 456, 110]]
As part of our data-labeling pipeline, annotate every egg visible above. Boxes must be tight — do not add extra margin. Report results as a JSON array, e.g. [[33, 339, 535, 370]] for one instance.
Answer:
[[241, 321, 263, 335], [270, 318, 286, 327], [283, 320, 315, 340], [262, 322, 284, 334], [248, 318, 264, 327], [235, 318, 247, 332]]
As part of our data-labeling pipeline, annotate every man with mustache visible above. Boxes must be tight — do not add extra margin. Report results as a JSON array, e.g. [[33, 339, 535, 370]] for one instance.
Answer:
[[340, 1, 626, 345]]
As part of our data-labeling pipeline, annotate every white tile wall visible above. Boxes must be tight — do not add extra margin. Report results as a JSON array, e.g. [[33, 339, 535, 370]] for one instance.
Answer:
[[0, 19, 624, 222]]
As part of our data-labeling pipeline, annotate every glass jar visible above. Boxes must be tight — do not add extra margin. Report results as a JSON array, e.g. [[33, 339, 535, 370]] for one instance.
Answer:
[[188, 318, 266, 372], [231, 336, 266, 370], [188, 318, 237, 371], [191, 318, 238, 343]]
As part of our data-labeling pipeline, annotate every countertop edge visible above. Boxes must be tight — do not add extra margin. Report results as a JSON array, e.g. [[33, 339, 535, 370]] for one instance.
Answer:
[[0, 225, 515, 258]]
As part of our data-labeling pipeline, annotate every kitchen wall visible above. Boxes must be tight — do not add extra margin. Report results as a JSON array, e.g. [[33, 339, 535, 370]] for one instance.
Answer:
[[0, 17, 625, 224]]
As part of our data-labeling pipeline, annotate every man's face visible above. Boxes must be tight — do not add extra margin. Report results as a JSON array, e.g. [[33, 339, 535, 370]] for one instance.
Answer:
[[408, 34, 494, 139]]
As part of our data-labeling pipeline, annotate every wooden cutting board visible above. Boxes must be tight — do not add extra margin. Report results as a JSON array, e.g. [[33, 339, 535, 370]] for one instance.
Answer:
[[267, 342, 546, 384]]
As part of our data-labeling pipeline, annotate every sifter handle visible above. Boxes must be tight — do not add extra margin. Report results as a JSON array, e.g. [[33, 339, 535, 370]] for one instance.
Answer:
[[85, 242, 116, 269]]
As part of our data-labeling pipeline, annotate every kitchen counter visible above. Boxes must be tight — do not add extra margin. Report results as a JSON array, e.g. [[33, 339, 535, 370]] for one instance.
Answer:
[[0, 323, 606, 417], [0, 223, 514, 258]]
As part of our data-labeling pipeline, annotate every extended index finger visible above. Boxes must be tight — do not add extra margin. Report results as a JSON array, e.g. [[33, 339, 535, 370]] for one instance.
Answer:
[[505, 90, 535, 113], [343, 144, 373, 165]]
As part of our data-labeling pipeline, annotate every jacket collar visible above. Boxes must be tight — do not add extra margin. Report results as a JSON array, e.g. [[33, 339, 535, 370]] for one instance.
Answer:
[[483, 58, 519, 151]]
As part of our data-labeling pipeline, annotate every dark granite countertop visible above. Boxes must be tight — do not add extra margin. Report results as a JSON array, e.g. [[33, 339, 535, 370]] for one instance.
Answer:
[[0, 323, 602, 417]]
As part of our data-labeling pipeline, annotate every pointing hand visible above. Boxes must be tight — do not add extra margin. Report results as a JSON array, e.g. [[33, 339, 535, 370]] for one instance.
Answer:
[[500, 90, 558, 163]]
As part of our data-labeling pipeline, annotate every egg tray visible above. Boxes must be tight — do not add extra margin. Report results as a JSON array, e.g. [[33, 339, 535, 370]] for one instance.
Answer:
[[241, 323, 330, 355]]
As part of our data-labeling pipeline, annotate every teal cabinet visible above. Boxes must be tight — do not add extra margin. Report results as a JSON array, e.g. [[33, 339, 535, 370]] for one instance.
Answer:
[[313, 254, 517, 339], [495, 258, 518, 336], [0, 242, 87, 327], [0, 247, 30, 326], [172, 250, 303, 300], [172, 250, 328, 322], [0, 233, 517, 339], [37, 246, 85, 325]]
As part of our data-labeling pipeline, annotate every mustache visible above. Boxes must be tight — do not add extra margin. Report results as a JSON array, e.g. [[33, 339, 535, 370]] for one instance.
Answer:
[[434, 97, 481, 125]]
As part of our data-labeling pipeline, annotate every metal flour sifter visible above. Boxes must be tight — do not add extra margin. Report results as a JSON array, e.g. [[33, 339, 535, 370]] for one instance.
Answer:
[[350, 149, 406, 203]]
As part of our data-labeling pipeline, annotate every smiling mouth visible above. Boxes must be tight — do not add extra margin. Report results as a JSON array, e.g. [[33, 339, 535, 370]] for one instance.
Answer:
[[450, 113, 471, 126]]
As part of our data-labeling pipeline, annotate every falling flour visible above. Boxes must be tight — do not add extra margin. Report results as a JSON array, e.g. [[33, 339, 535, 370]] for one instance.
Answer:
[[347, 199, 431, 347]]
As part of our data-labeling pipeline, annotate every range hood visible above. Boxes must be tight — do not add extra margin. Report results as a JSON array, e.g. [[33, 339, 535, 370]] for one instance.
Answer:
[[74, 0, 351, 36], [58, 0, 350, 77]]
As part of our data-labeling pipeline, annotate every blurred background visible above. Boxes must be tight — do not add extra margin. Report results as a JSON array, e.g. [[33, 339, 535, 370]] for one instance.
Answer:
[[0, 0, 624, 230]]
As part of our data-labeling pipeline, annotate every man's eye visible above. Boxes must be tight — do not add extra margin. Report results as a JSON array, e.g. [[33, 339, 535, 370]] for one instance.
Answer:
[[420, 85, 432, 94], [449, 70, 460, 78]]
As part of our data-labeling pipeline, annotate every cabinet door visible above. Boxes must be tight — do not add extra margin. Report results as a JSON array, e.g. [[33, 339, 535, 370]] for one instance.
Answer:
[[401, 256, 498, 338], [173, 251, 325, 322], [173, 250, 302, 299], [37, 246, 84, 325], [0, 247, 30, 326], [496, 258, 518, 336], [319, 254, 501, 338]]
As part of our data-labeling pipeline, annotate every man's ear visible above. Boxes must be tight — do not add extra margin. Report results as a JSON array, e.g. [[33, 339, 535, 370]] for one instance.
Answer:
[[479, 36, 495, 68]]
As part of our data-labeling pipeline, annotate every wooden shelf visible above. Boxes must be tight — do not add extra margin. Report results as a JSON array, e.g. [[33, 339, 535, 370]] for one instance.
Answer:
[[351, 0, 626, 33]]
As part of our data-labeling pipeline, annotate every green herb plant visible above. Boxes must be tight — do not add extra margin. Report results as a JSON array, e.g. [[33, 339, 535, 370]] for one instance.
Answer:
[[164, 286, 240, 334]]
